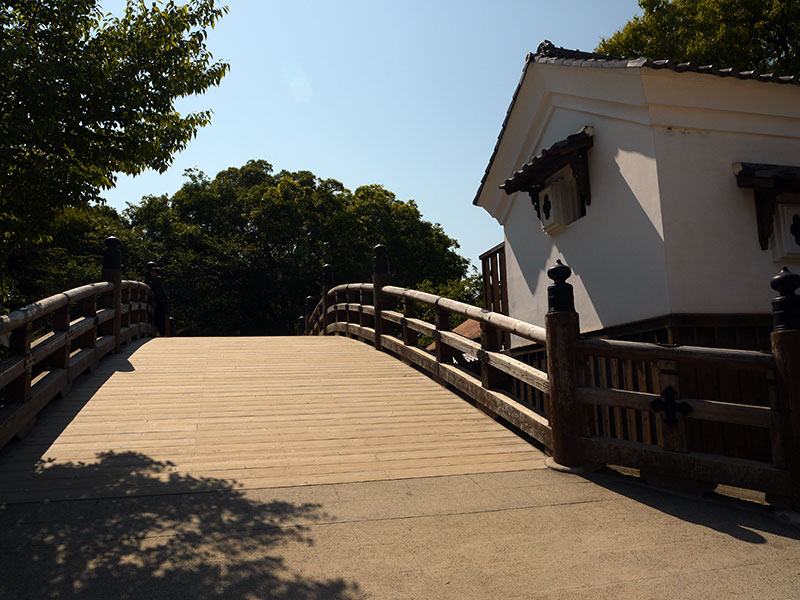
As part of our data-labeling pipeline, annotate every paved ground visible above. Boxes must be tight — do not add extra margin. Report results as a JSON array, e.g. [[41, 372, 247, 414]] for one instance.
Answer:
[[1, 336, 799, 598], [2, 468, 799, 599]]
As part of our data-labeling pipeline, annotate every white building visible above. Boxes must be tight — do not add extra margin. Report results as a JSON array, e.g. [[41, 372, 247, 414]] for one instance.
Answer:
[[475, 42, 800, 345]]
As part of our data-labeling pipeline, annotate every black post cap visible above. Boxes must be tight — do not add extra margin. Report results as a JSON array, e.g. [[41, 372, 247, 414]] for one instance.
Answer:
[[102, 236, 122, 270], [322, 264, 334, 288], [771, 266, 800, 331], [373, 244, 389, 276], [547, 259, 574, 313], [305, 295, 316, 312]]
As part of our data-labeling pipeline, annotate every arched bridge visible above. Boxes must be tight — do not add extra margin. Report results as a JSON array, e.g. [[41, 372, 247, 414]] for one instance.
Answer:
[[1, 240, 799, 598]]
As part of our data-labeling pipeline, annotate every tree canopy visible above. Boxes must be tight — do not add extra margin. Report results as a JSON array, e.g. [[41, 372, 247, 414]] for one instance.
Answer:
[[597, 0, 800, 74], [0, 0, 229, 261], [124, 161, 472, 335]]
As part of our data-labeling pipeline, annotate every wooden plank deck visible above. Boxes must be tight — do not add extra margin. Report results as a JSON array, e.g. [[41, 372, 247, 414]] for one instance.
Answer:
[[0, 336, 545, 503]]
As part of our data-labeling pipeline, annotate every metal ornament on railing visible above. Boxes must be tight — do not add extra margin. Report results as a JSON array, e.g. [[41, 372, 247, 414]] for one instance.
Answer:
[[650, 385, 692, 428], [546, 260, 574, 313], [373, 244, 389, 277], [771, 266, 800, 331], [102, 236, 122, 270], [322, 264, 334, 289]]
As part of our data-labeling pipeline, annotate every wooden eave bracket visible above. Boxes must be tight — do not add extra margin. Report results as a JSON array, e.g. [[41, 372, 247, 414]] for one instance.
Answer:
[[734, 162, 800, 251]]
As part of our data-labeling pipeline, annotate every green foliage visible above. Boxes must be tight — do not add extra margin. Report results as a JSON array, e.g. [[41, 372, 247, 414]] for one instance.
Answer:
[[597, 0, 800, 73], [124, 161, 472, 336], [0, 0, 229, 261]]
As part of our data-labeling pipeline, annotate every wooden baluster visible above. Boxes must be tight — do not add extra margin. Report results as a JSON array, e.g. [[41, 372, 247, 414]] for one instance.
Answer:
[[479, 321, 503, 389], [544, 261, 588, 470], [402, 298, 417, 347], [100, 237, 122, 352], [7, 322, 32, 404], [304, 296, 315, 335], [121, 283, 131, 330], [321, 264, 334, 335], [346, 287, 355, 337], [434, 306, 454, 365], [359, 288, 368, 331], [372, 245, 390, 351], [645, 359, 714, 493], [769, 268, 800, 510], [133, 284, 144, 335]]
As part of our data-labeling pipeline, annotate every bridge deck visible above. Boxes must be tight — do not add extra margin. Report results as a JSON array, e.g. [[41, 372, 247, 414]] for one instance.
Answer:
[[0, 336, 545, 503]]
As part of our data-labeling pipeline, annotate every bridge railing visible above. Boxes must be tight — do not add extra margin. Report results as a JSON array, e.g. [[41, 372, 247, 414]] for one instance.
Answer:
[[305, 245, 800, 510], [0, 237, 155, 449]]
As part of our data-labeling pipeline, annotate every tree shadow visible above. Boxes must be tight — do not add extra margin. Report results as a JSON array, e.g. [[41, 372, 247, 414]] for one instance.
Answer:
[[582, 468, 800, 544], [0, 451, 363, 600]]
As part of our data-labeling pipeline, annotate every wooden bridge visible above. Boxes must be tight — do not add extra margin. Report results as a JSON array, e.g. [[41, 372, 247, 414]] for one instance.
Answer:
[[2, 239, 800, 598]]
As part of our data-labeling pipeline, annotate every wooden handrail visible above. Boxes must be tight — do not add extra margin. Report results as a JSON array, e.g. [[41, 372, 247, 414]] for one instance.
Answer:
[[576, 337, 774, 371], [0, 282, 113, 336]]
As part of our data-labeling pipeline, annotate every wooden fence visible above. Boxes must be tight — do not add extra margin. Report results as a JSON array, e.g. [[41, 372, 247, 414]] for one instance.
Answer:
[[305, 245, 800, 509], [0, 237, 155, 449]]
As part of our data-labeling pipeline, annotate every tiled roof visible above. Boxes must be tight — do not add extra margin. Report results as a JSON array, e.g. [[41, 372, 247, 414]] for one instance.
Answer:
[[473, 41, 800, 206], [534, 40, 800, 85]]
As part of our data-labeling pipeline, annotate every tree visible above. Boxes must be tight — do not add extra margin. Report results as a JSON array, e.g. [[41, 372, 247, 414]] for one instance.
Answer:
[[125, 161, 471, 336], [597, 0, 800, 74], [0, 0, 229, 262]]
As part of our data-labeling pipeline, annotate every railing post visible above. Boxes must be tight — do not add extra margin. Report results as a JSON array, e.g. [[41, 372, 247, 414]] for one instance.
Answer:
[[7, 322, 31, 404], [544, 260, 583, 470], [101, 237, 122, 352], [770, 267, 800, 510], [321, 264, 334, 335], [372, 244, 390, 351], [304, 296, 315, 335]]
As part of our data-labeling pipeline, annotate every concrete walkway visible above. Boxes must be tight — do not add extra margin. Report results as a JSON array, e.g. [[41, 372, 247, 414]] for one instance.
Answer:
[[1, 337, 799, 598], [2, 468, 799, 599]]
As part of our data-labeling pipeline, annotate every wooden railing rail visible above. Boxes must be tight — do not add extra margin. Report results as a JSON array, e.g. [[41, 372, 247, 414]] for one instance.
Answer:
[[304, 245, 800, 510], [576, 337, 774, 371], [0, 237, 156, 450]]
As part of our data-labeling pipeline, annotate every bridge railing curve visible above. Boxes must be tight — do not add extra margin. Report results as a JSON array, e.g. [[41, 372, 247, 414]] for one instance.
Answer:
[[305, 245, 800, 511], [0, 237, 156, 449]]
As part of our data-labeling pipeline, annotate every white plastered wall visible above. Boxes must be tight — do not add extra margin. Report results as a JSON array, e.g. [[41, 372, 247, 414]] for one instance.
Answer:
[[645, 70, 800, 315]]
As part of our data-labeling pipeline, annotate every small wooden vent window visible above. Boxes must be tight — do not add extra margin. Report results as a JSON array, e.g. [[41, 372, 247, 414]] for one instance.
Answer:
[[501, 126, 593, 235]]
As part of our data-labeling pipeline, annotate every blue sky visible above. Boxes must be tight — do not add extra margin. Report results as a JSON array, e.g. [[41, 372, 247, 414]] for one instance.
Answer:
[[102, 0, 642, 267]]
